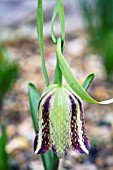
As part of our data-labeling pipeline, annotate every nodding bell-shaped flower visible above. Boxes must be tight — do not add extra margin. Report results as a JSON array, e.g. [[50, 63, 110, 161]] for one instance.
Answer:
[[34, 84, 90, 159]]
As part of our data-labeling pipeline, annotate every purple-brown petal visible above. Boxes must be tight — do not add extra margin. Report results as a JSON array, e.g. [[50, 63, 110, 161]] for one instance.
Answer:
[[69, 94, 90, 154], [34, 93, 53, 154]]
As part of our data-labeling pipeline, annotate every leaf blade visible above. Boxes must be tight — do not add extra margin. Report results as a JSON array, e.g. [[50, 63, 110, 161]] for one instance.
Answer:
[[37, 0, 50, 86], [0, 127, 9, 170], [58, 2, 65, 44], [52, 0, 65, 85], [28, 83, 40, 132], [56, 37, 113, 104], [82, 73, 96, 91]]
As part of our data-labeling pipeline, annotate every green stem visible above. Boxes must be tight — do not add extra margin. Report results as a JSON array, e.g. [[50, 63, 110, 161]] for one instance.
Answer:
[[54, 58, 62, 86], [54, 39, 64, 86], [37, 0, 50, 86], [52, 154, 59, 170]]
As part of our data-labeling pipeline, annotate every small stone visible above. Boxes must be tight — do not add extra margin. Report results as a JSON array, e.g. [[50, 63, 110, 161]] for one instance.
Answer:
[[95, 156, 106, 168], [63, 159, 73, 169], [6, 136, 29, 154], [17, 117, 35, 141], [108, 166, 113, 170], [106, 156, 113, 166], [88, 125, 112, 142], [6, 124, 16, 138], [73, 164, 97, 170], [29, 161, 43, 170]]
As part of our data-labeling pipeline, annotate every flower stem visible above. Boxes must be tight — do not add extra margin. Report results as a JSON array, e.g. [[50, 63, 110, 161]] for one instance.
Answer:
[[54, 57, 62, 86], [54, 38, 64, 86], [52, 154, 59, 170]]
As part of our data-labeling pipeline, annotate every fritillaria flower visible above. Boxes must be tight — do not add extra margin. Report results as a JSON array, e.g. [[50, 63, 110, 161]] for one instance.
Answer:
[[34, 84, 90, 159]]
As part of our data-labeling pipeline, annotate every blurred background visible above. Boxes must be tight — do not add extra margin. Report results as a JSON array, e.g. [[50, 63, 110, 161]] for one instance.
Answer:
[[0, 0, 113, 170]]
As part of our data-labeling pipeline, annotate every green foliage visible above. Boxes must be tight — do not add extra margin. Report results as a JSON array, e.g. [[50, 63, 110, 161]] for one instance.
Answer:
[[28, 83, 54, 170], [51, 0, 65, 44], [37, 0, 50, 86], [0, 45, 18, 170], [36, 0, 66, 169], [82, 73, 96, 91], [56, 37, 113, 104], [51, 0, 65, 86], [0, 126, 10, 170], [79, 0, 113, 80], [28, 83, 40, 132], [103, 32, 113, 80], [0, 46, 18, 105]]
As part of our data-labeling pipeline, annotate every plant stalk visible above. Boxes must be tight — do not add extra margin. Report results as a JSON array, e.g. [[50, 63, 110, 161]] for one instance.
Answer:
[[52, 154, 59, 170]]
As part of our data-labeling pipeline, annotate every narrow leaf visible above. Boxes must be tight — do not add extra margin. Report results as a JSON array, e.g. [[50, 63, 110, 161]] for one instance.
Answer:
[[28, 83, 40, 132], [82, 73, 96, 91], [56, 37, 113, 104], [58, 2, 65, 44], [37, 0, 50, 86], [0, 127, 9, 170], [28, 83, 54, 170]]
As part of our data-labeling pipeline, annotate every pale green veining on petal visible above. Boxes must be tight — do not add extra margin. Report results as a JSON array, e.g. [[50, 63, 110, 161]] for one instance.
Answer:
[[35, 89, 55, 154], [67, 90, 89, 154], [49, 87, 71, 158]]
